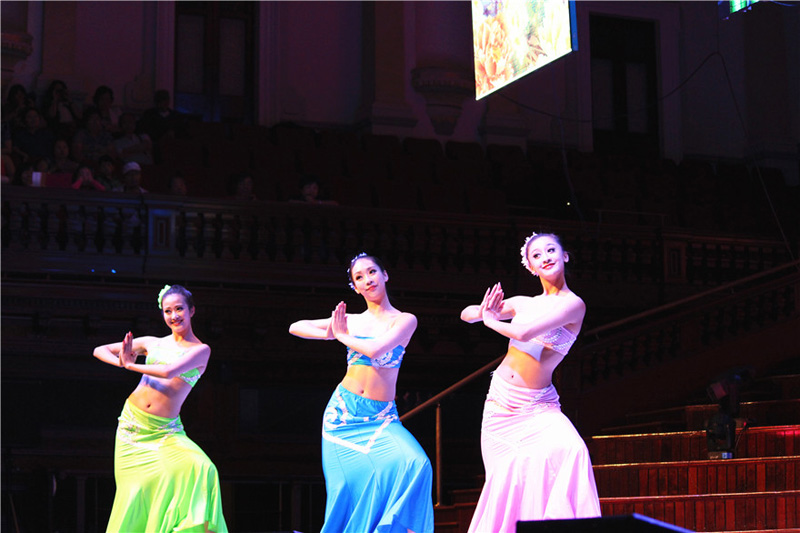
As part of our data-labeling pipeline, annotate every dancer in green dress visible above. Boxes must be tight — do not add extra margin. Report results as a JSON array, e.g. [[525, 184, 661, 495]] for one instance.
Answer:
[[93, 284, 227, 533]]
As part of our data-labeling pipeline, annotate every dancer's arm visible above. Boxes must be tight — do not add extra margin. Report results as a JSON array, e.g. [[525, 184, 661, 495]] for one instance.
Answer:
[[289, 316, 334, 340], [94, 332, 210, 378], [121, 336, 210, 379], [482, 294, 585, 342], [93, 333, 157, 367], [330, 301, 417, 358], [460, 282, 511, 323]]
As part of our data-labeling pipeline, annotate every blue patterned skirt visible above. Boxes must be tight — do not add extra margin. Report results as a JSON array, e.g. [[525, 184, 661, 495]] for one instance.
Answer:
[[321, 384, 434, 533]]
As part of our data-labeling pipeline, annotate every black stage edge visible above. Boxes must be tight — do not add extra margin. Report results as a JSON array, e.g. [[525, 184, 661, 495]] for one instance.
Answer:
[[517, 513, 694, 532]]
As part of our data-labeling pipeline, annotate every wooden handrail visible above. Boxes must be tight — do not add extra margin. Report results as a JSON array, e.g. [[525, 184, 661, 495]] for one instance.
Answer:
[[399, 258, 799, 506], [580, 258, 800, 339], [400, 258, 800, 423]]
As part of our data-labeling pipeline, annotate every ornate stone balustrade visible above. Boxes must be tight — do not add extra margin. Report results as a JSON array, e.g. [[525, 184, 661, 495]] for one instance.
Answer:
[[3, 186, 794, 298]]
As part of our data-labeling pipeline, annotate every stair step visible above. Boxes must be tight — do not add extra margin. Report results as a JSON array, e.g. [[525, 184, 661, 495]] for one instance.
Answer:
[[600, 490, 800, 532], [449, 487, 482, 505], [594, 455, 800, 497], [589, 424, 800, 464], [434, 501, 483, 531], [705, 530, 800, 533], [602, 399, 800, 434]]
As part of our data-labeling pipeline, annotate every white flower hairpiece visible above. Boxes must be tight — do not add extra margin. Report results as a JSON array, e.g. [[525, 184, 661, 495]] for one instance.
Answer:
[[520, 232, 539, 274], [347, 252, 368, 291], [157, 285, 172, 309]]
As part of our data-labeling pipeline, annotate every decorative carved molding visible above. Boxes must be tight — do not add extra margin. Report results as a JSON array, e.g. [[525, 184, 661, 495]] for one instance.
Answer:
[[411, 66, 474, 136], [1, 31, 34, 89], [1, 31, 33, 57]]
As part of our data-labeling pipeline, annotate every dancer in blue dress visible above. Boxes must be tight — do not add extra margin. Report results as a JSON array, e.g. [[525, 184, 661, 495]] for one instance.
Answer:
[[289, 253, 434, 533]]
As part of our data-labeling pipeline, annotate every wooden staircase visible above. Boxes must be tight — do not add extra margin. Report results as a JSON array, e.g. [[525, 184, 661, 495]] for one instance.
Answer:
[[433, 373, 800, 533]]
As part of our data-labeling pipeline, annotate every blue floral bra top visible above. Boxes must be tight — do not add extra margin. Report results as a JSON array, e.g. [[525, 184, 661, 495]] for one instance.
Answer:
[[145, 344, 202, 387], [346, 336, 405, 369], [508, 326, 578, 360]]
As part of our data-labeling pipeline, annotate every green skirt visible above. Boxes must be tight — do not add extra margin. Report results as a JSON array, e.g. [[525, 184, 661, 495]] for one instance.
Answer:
[[106, 399, 227, 532]]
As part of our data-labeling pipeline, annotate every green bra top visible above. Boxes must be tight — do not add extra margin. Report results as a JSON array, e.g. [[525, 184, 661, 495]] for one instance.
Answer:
[[145, 344, 201, 388]]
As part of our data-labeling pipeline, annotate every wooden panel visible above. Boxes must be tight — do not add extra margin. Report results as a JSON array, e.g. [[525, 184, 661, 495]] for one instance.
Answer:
[[595, 456, 800, 497], [589, 425, 800, 464], [600, 491, 800, 531]]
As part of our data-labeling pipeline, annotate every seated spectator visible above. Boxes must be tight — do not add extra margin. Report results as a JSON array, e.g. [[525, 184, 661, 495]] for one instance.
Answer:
[[227, 171, 258, 202], [1, 154, 13, 184], [137, 90, 186, 162], [12, 162, 36, 187], [41, 79, 81, 139], [71, 164, 106, 191], [92, 85, 122, 134], [289, 174, 338, 205], [2, 84, 35, 130], [12, 107, 55, 163], [95, 155, 123, 192], [50, 138, 79, 174], [112, 112, 154, 165], [32, 157, 50, 174], [2, 120, 16, 182], [168, 174, 189, 197], [72, 107, 114, 165], [122, 161, 148, 194]]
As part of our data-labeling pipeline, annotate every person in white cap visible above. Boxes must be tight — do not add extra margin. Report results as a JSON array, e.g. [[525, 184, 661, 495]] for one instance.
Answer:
[[122, 161, 147, 194]]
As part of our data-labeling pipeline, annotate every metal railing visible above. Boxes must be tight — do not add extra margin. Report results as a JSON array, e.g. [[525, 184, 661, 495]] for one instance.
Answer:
[[399, 259, 800, 506]]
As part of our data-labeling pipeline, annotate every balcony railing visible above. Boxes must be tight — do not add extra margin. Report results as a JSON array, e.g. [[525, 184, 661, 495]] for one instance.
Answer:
[[3, 186, 795, 297]]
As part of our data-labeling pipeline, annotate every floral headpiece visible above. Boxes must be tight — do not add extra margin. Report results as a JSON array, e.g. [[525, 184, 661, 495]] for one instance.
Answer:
[[157, 285, 172, 309], [520, 232, 539, 274], [347, 252, 368, 291]]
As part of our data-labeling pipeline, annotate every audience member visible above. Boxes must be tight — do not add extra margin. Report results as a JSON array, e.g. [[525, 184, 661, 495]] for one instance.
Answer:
[[92, 85, 122, 134], [50, 138, 79, 174], [13, 162, 36, 187], [1, 120, 15, 183], [1, 160, 11, 184], [12, 107, 56, 163], [42, 79, 81, 139], [2, 84, 34, 130], [32, 157, 50, 174], [95, 155, 123, 192], [227, 171, 258, 202], [168, 174, 189, 197], [137, 90, 186, 162], [71, 107, 114, 165], [122, 161, 148, 194], [289, 174, 338, 205], [112, 112, 154, 165], [71, 164, 106, 191]]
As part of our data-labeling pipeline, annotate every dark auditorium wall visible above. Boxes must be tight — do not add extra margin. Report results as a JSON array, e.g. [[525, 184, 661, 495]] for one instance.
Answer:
[[2, 1, 798, 179]]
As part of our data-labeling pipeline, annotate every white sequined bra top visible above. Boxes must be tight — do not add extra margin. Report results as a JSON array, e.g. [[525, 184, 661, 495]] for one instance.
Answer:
[[508, 326, 578, 361]]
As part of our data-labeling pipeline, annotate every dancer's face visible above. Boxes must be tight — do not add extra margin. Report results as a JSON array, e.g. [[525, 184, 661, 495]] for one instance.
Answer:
[[161, 293, 194, 333], [526, 236, 568, 278], [349, 258, 388, 297]]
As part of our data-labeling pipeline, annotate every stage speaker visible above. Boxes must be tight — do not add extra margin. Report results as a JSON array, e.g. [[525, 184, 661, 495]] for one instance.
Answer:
[[517, 513, 694, 532]]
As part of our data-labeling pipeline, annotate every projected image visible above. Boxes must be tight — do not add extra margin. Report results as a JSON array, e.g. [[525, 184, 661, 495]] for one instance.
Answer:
[[720, 0, 760, 18], [472, 0, 576, 100]]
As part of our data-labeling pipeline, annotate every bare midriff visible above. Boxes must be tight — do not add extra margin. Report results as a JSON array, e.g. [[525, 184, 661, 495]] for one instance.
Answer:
[[128, 375, 192, 418], [341, 365, 399, 402], [494, 345, 566, 390]]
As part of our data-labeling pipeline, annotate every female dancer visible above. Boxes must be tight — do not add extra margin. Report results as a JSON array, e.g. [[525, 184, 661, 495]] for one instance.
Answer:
[[461, 233, 601, 532], [289, 253, 434, 533], [93, 285, 227, 533]]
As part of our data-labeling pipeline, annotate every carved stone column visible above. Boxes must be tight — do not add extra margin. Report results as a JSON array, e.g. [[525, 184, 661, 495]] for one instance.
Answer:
[[410, 2, 474, 136], [411, 66, 473, 136], [1, 2, 33, 94], [357, 2, 417, 134]]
